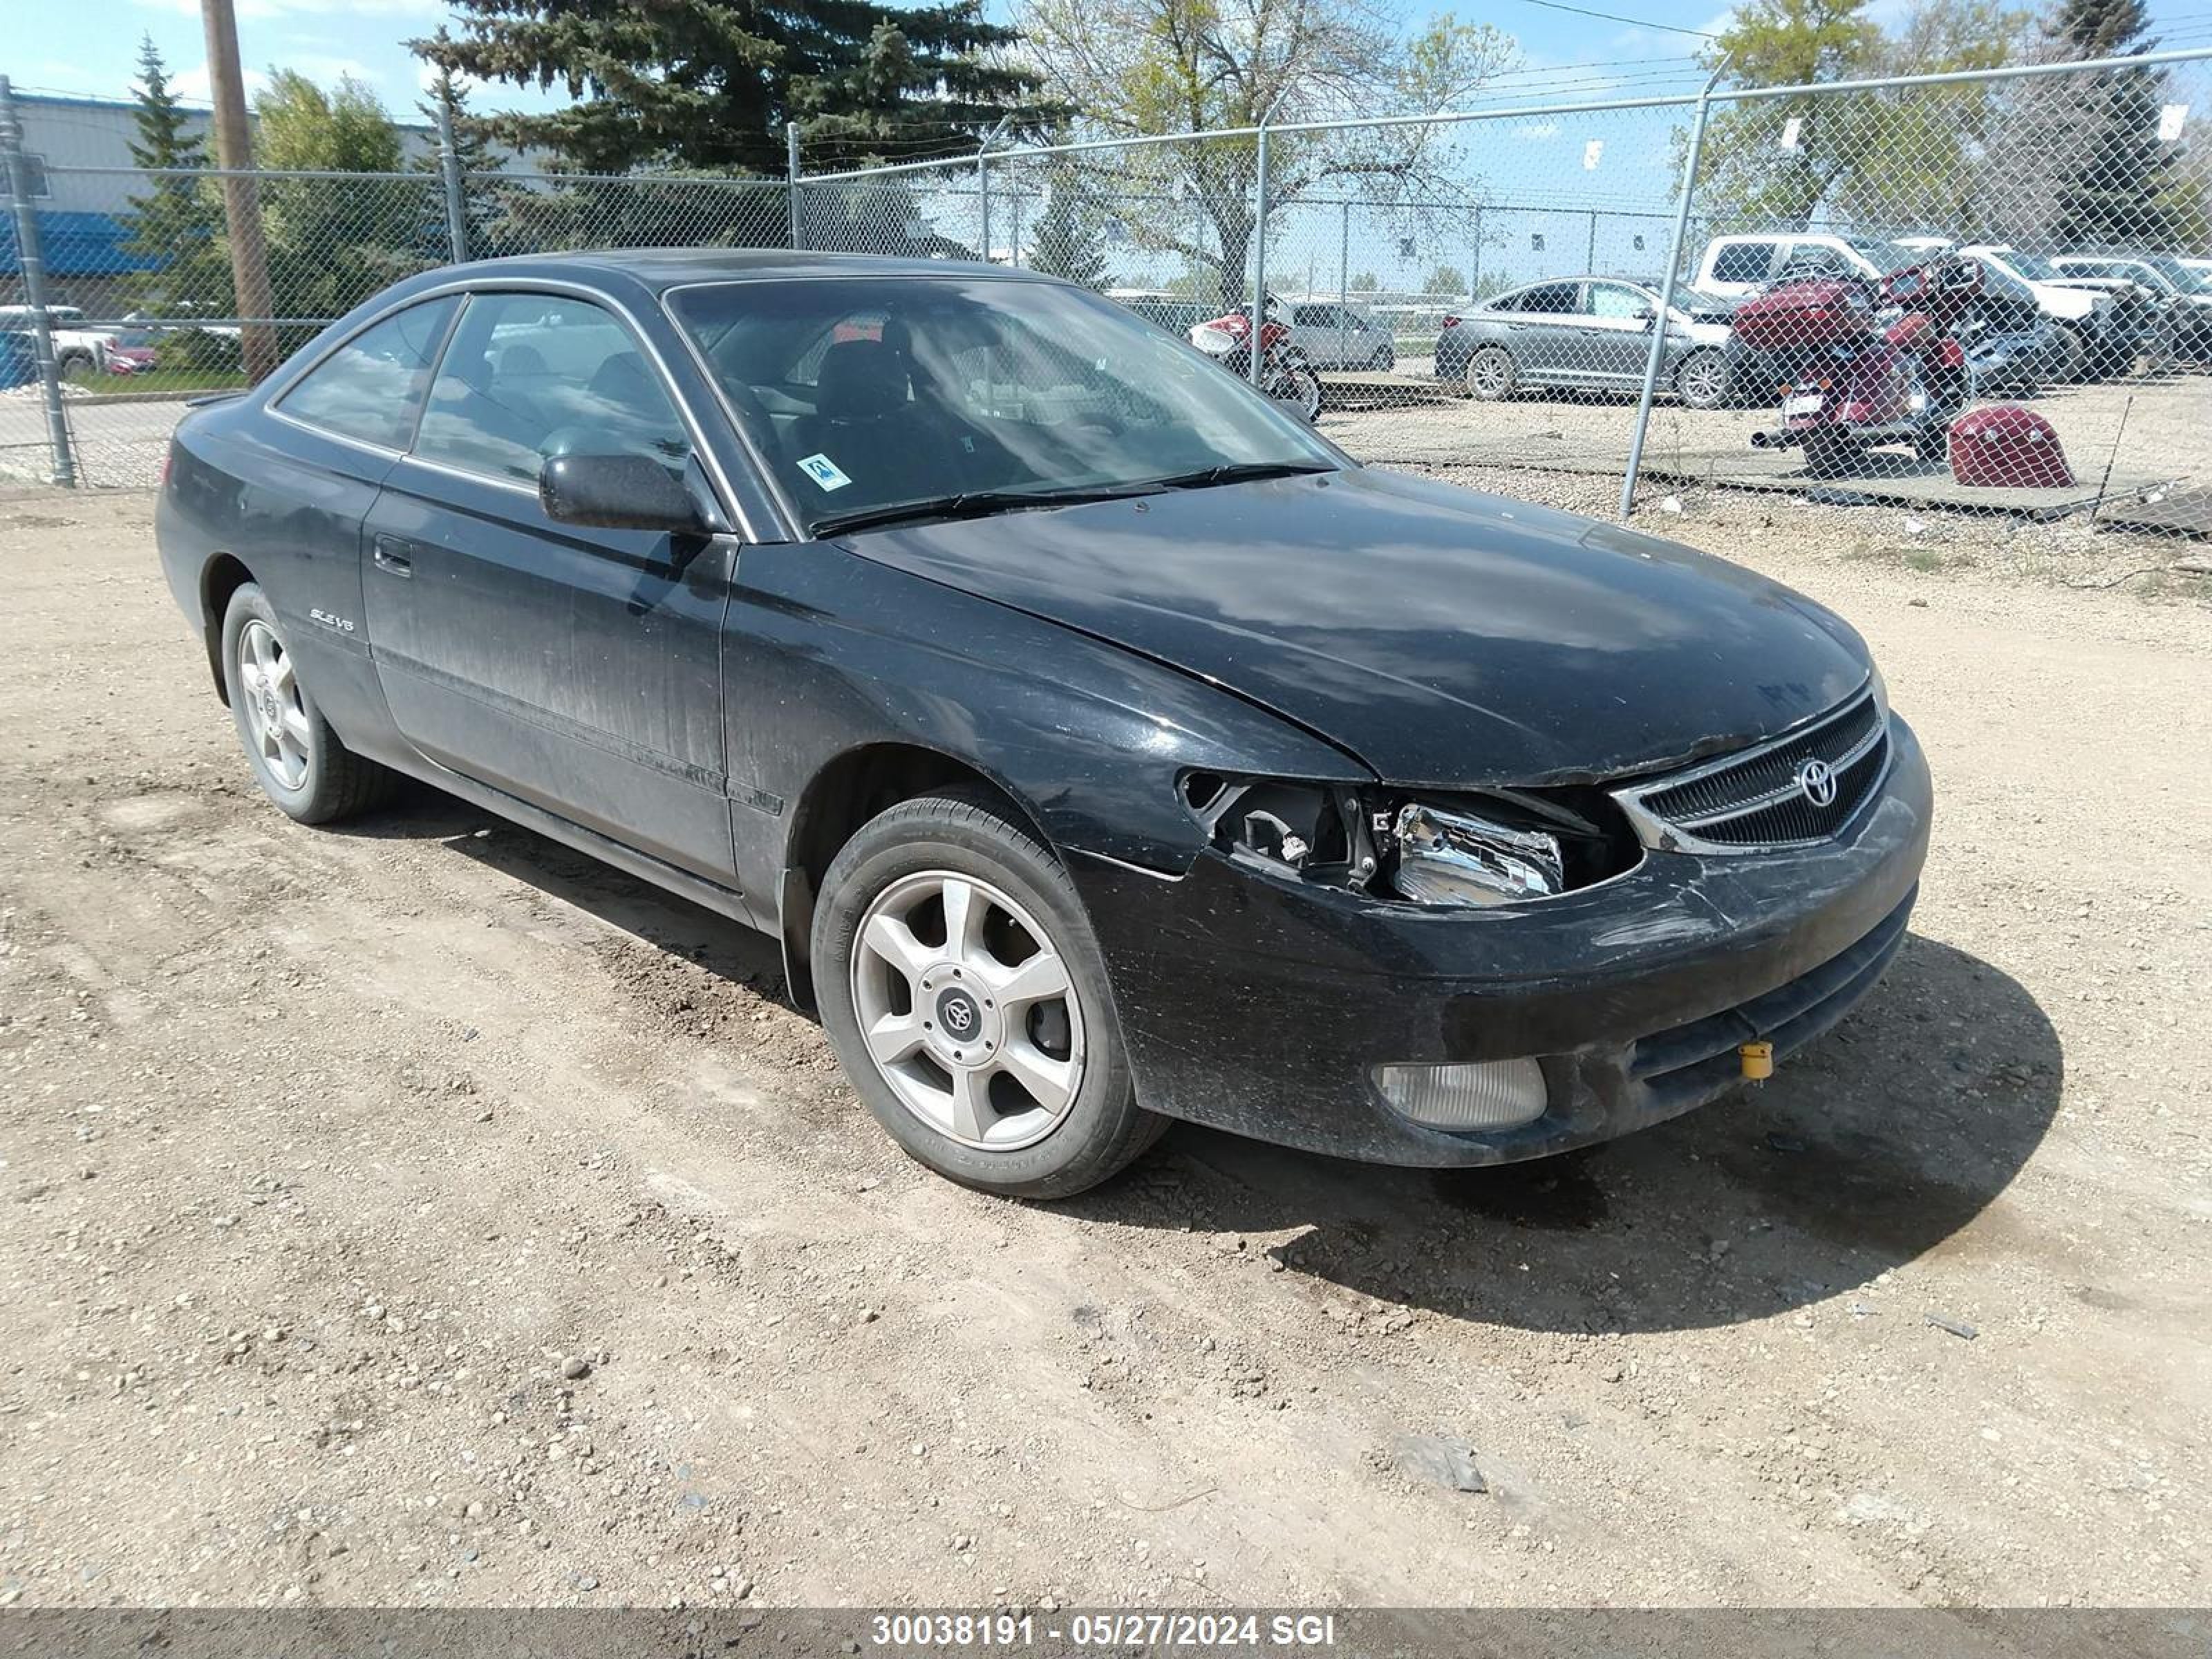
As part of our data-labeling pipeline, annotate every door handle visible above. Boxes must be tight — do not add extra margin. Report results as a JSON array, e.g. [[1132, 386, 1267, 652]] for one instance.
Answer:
[[371, 534, 414, 577]]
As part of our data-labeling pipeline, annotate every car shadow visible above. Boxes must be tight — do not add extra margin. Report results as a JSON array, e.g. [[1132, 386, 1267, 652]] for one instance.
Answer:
[[1067, 932, 2061, 1335], [331, 793, 2059, 1335], [329, 784, 792, 1001]]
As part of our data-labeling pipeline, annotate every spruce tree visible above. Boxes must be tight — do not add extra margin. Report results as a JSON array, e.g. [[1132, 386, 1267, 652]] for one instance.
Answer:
[[414, 50, 506, 258], [124, 37, 228, 313], [1028, 173, 1109, 287], [415, 0, 1051, 176], [2046, 0, 2174, 248]]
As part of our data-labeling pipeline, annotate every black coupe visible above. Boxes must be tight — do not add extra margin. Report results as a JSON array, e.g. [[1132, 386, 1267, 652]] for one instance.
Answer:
[[156, 252, 1930, 1197]]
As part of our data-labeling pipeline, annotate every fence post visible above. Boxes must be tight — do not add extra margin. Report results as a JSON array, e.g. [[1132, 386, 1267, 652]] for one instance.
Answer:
[[435, 90, 468, 263], [0, 77, 76, 489], [1338, 199, 1351, 364], [1620, 62, 1727, 521], [1249, 122, 1272, 387], [786, 123, 803, 251], [1470, 208, 1482, 306]]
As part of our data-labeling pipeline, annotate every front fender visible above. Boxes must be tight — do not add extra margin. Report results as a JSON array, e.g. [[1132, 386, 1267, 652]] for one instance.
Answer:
[[721, 541, 1371, 901]]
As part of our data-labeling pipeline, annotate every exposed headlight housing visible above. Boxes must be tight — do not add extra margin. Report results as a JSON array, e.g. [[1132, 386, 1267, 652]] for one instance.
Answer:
[[1392, 800, 1563, 906], [1181, 773, 1640, 904]]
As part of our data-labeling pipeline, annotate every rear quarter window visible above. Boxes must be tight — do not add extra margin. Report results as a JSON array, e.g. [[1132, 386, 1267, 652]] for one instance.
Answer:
[[278, 298, 460, 450]]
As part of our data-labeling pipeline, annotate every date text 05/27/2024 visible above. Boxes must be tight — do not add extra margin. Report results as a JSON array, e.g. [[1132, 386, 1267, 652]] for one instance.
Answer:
[[870, 1613, 1340, 1649]]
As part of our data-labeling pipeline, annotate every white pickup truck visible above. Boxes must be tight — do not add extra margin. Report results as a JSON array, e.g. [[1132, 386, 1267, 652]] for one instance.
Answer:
[[0, 304, 122, 380]]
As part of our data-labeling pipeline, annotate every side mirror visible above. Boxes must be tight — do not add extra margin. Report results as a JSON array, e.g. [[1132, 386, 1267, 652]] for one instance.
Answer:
[[1632, 304, 1657, 325], [541, 452, 706, 536]]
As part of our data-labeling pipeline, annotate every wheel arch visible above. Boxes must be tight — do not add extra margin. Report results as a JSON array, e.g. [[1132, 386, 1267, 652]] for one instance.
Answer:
[[198, 552, 256, 704], [776, 742, 1056, 1015]]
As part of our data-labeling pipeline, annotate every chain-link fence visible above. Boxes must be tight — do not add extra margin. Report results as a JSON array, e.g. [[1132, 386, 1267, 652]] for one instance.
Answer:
[[5, 53, 2210, 542]]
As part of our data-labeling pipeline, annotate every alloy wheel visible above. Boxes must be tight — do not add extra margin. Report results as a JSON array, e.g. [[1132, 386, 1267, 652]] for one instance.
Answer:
[[236, 618, 312, 790], [1677, 351, 1725, 409], [1468, 349, 1512, 397], [849, 870, 1087, 1152]]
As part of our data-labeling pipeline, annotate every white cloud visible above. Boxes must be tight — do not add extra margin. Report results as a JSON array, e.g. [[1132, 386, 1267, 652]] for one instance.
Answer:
[[283, 53, 386, 85], [135, 0, 441, 17], [173, 60, 272, 101]]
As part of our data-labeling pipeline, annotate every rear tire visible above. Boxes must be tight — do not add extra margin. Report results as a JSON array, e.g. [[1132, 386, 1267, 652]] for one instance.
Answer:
[[1801, 431, 1862, 480], [813, 787, 1166, 1199], [1465, 346, 1517, 401], [220, 583, 396, 824]]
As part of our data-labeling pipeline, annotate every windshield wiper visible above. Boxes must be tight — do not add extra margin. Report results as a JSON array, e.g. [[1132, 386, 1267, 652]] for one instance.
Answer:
[[812, 483, 1161, 538], [1141, 460, 1338, 491]]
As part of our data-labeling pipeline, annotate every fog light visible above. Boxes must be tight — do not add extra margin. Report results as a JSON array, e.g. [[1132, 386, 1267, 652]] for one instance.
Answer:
[[1375, 1058, 1548, 1131]]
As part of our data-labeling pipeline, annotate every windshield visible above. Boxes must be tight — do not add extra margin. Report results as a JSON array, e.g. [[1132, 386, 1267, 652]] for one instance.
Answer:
[[666, 276, 1338, 534], [1987, 249, 2061, 281], [1846, 238, 1920, 275], [2161, 259, 2212, 294]]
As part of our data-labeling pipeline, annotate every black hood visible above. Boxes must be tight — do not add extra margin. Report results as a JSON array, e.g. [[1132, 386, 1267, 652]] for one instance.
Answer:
[[838, 467, 1871, 787]]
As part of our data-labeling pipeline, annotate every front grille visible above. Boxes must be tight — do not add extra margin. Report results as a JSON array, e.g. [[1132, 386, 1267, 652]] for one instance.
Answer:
[[1617, 686, 1889, 851]]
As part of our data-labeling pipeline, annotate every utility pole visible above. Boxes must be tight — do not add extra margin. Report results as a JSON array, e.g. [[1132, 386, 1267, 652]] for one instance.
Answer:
[[200, 0, 279, 383]]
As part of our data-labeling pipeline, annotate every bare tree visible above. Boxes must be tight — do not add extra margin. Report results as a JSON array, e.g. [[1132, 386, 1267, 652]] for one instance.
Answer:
[[1011, 0, 1514, 301]]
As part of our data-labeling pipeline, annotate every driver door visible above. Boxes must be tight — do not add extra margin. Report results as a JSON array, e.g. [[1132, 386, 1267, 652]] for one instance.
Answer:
[[361, 289, 738, 883]]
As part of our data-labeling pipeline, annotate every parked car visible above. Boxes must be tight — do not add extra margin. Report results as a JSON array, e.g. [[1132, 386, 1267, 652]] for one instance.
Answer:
[[0, 303, 122, 380], [1956, 245, 2136, 379], [1434, 276, 1738, 409], [2050, 253, 2212, 357], [155, 251, 1929, 1198], [1691, 232, 1921, 300], [1282, 297, 1396, 371]]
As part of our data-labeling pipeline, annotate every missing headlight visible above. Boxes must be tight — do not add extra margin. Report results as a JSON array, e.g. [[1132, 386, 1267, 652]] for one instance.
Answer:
[[1181, 775, 1640, 903], [1182, 775, 1375, 887]]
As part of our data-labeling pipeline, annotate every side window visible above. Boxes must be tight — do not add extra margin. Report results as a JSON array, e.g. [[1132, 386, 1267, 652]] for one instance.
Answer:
[[413, 292, 687, 487], [1291, 304, 1334, 327], [1587, 283, 1648, 319], [278, 297, 460, 450], [1709, 242, 1775, 285], [1520, 283, 1580, 315]]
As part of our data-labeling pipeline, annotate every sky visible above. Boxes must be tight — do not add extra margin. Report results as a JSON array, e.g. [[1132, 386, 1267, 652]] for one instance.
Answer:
[[12, 0, 2212, 126]]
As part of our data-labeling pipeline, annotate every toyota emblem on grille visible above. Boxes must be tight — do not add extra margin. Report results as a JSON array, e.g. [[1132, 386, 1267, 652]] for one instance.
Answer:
[[1796, 758, 1839, 808]]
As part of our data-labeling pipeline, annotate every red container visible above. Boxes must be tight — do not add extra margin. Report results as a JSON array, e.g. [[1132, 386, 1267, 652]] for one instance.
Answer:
[[1948, 404, 2074, 489], [1730, 278, 1880, 354]]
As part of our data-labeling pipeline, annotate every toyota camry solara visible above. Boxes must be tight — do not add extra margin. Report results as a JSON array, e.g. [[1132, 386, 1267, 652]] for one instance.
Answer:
[[156, 251, 1930, 1198]]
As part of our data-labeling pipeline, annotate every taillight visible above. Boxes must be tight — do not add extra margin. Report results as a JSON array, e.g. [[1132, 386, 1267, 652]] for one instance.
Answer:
[[1440, 315, 1461, 329], [160, 444, 175, 489]]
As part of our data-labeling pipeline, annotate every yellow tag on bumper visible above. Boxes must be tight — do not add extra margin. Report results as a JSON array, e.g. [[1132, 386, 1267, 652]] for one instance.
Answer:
[[1739, 1040, 1774, 1080]]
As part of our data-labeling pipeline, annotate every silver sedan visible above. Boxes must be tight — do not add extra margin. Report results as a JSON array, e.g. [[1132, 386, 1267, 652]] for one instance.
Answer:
[[1432, 276, 1739, 410]]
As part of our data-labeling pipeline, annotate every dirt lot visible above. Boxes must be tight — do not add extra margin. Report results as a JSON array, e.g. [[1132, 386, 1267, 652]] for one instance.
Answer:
[[1, 486, 2207, 1611]]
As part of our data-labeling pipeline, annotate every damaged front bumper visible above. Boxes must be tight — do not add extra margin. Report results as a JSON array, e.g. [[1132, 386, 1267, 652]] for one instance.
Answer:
[[1067, 715, 1932, 1168]]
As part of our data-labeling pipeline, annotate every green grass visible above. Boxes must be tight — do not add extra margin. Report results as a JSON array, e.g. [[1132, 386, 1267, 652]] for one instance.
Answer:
[[68, 368, 250, 397]]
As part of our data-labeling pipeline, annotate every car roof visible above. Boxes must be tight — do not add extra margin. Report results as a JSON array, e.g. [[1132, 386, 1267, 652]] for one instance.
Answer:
[[424, 248, 1058, 294]]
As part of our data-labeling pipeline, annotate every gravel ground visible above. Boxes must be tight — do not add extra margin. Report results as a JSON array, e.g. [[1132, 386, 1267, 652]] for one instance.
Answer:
[[0, 485, 2207, 1611]]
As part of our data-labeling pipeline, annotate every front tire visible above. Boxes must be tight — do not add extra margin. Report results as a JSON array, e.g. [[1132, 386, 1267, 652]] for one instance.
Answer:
[[221, 583, 395, 824], [1271, 362, 1323, 423], [813, 788, 1165, 1199]]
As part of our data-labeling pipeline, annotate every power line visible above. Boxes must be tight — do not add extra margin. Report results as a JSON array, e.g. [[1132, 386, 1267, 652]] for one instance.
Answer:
[[1498, 0, 1721, 41]]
